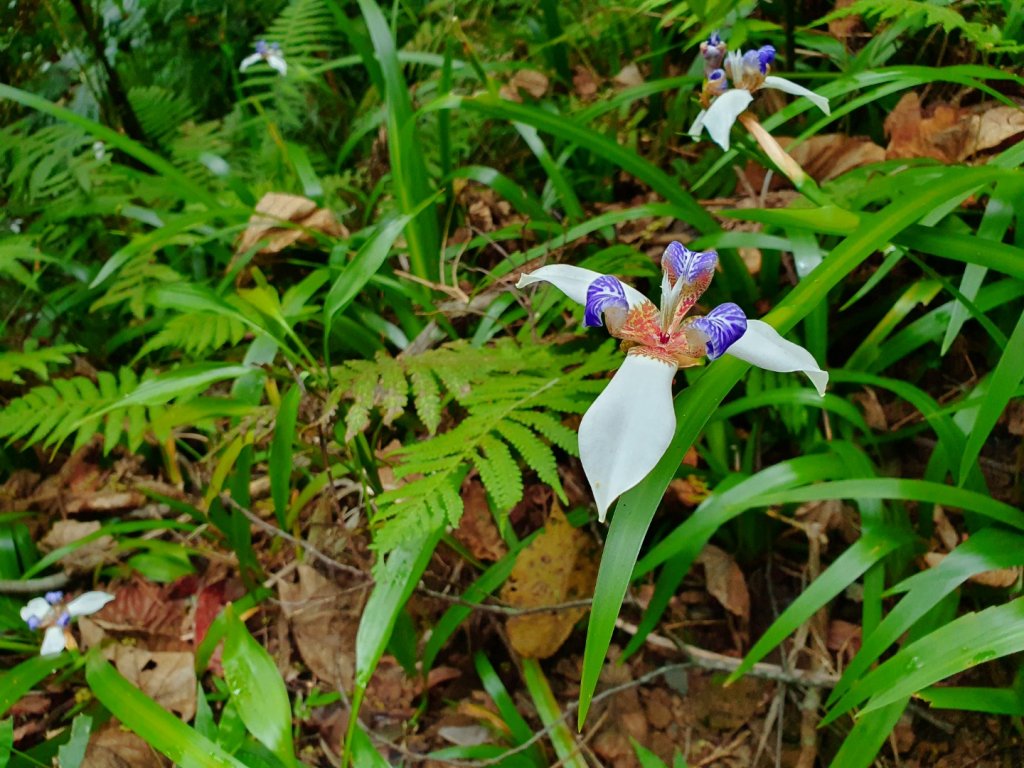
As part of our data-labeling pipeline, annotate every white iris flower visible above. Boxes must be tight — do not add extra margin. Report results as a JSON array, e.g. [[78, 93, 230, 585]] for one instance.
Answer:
[[689, 33, 830, 151], [240, 40, 287, 76], [517, 243, 827, 522], [21, 590, 115, 656]]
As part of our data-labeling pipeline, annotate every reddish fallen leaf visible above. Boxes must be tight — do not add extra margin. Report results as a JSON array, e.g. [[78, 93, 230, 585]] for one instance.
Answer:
[[454, 479, 507, 562]]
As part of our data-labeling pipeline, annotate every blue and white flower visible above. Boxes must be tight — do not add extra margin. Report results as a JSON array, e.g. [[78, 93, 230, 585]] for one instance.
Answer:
[[240, 40, 287, 76], [689, 35, 830, 151], [21, 590, 115, 656], [517, 243, 827, 522]]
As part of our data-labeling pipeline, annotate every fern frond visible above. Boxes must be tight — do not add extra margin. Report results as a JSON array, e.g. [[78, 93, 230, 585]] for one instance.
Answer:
[[0, 342, 78, 384], [817, 0, 1007, 49], [364, 340, 620, 553], [138, 312, 249, 358]]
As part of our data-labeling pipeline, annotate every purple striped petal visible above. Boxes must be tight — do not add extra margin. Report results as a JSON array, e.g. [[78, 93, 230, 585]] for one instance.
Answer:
[[584, 275, 629, 328], [662, 242, 718, 287], [692, 302, 747, 360]]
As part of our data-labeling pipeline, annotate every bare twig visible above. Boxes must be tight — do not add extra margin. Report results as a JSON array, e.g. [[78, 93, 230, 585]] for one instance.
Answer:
[[0, 572, 70, 595]]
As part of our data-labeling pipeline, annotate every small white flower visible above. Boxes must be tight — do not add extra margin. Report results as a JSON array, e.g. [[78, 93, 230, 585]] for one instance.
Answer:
[[21, 590, 115, 656], [240, 40, 287, 76], [92, 141, 106, 161], [517, 243, 827, 522], [689, 36, 830, 151]]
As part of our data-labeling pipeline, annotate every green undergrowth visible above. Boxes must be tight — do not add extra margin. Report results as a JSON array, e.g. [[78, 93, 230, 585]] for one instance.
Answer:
[[1, 0, 1024, 766]]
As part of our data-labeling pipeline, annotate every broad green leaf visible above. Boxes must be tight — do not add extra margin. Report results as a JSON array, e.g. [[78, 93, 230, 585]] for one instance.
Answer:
[[345, 527, 443, 755], [57, 713, 92, 768], [323, 213, 412, 344], [918, 685, 1024, 716], [828, 699, 909, 768], [85, 654, 249, 768], [832, 599, 1024, 718], [0, 718, 12, 768], [222, 607, 296, 767], [269, 385, 302, 528]]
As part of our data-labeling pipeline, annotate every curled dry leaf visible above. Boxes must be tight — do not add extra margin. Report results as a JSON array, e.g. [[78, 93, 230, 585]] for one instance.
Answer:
[[499, 69, 549, 102], [573, 66, 600, 99], [696, 544, 750, 622], [277, 564, 364, 689], [83, 722, 169, 768], [111, 647, 197, 721], [885, 92, 1024, 164], [235, 192, 347, 257], [613, 63, 644, 89], [923, 552, 1021, 589], [40, 520, 116, 574], [499, 502, 598, 658]]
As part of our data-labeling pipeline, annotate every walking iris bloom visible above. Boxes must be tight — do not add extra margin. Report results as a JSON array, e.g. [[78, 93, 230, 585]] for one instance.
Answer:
[[240, 40, 287, 76], [517, 243, 827, 522], [21, 590, 115, 656], [689, 33, 830, 151]]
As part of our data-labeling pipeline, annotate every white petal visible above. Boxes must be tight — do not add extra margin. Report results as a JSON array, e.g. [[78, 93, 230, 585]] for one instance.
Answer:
[[239, 53, 262, 72], [20, 598, 53, 623], [66, 591, 115, 617], [40, 626, 66, 656], [578, 354, 677, 523], [762, 76, 830, 116], [725, 319, 828, 396], [267, 54, 288, 76], [688, 109, 707, 140], [516, 264, 649, 309], [701, 89, 754, 151]]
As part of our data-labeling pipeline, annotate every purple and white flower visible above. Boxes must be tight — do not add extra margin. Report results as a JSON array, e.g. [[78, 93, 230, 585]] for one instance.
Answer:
[[240, 40, 287, 76], [20, 589, 115, 656], [689, 35, 830, 151], [517, 243, 827, 522]]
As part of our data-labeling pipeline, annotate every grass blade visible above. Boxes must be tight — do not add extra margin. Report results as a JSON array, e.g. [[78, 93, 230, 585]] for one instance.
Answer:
[[85, 654, 249, 768], [269, 385, 301, 529], [522, 658, 586, 768]]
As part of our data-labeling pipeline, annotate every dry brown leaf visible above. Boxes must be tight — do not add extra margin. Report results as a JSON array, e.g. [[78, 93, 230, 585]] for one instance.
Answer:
[[852, 387, 888, 431], [885, 93, 1024, 163], [573, 66, 600, 99], [278, 564, 363, 688], [500, 69, 549, 102], [111, 647, 197, 721], [668, 475, 710, 507], [827, 619, 862, 660], [777, 134, 885, 182], [500, 503, 598, 658], [613, 63, 644, 89], [454, 479, 507, 561], [932, 506, 960, 552], [83, 722, 169, 768], [923, 551, 1020, 589], [235, 193, 346, 257], [40, 520, 116, 574], [696, 544, 749, 621], [828, 0, 865, 45]]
